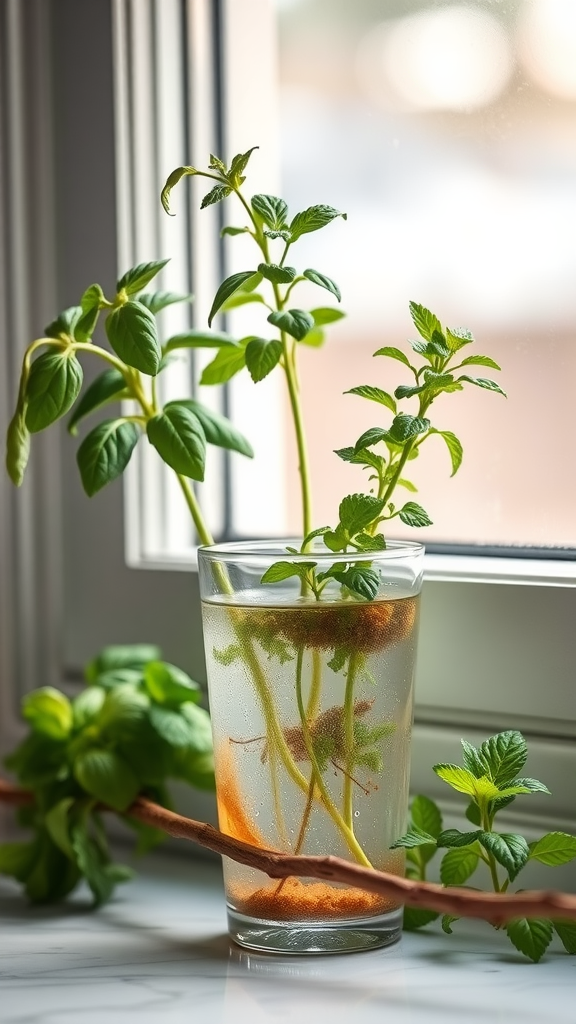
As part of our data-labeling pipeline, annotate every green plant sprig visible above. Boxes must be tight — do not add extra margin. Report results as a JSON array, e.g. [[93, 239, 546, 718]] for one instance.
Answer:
[[161, 146, 347, 539], [262, 302, 505, 603], [0, 645, 215, 905], [5, 259, 258, 548], [392, 729, 576, 962]]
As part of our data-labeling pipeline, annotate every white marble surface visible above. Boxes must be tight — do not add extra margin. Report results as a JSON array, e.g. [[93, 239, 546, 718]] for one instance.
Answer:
[[1, 854, 574, 1024]]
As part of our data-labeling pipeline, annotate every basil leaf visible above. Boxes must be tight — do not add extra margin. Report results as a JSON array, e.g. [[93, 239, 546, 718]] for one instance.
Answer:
[[245, 338, 282, 382], [117, 259, 169, 295], [74, 748, 140, 812], [106, 301, 161, 375], [77, 419, 140, 496], [303, 268, 341, 301], [25, 352, 83, 432], [68, 368, 127, 435], [5, 408, 30, 486], [176, 400, 253, 457], [267, 308, 314, 341], [146, 402, 206, 480], [289, 205, 346, 242], [138, 291, 193, 314], [208, 271, 258, 326]]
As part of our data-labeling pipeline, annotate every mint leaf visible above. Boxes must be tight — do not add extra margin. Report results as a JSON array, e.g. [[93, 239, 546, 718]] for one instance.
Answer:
[[373, 346, 414, 370], [138, 290, 193, 314], [440, 848, 479, 885], [303, 269, 341, 301], [409, 301, 442, 342], [510, 777, 550, 795], [553, 920, 576, 955], [339, 493, 385, 534], [117, 259, 169, 295], [227, 147, 258, 186], [446, 326, 474, 351], [147, 403, 206, 480], [245, 338, 283, 382], [200, 184, 232, 209], [437, 829, 483, 848], [478, 832, 530, 881], [411, 795, 442, 839], [251, 194, 288, 230], [506, 918, 553, 963], [458, 375, 507, 397], [289, 205, 346, 242], [25, 352, 83, 432], [429, 429, 463, 476], [267, 308, 314, 341], [388, 413, 430, 444], [433, 764, 482, 797], [345, 385, 396, 414], [330, 566, 380, 601], [403, 908, 439, 930], [22, 688, 73, 740], [354, 427, 389, 452], [441, 914, 459, 934], [458, 355, 501, 370], [106, 301, 161, 376], [398, 502, 433, 528], [476, 731, 528, 786], [208, 271, 258, 326], [529, 832, 576, 866], [261, 560, 317, 584], [391, 825, 437, 849], [68, 368, 127, 436], [200, 343, 247, 385], [257, 263, 296, 284], [74, 749, 140, 812], [77, 420, 140, 496], [310, 307, 346, 326], [164, 329, 238, 352]]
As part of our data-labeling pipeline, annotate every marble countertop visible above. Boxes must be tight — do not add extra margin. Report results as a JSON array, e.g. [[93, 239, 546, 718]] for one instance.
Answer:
[[1, 854, 574, 1024]]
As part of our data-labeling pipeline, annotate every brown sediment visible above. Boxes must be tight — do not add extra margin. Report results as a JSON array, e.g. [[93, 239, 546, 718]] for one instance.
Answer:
[[216, 744, 265, 848], [229, 876, 399, 920], [241, 596, 418, 654]]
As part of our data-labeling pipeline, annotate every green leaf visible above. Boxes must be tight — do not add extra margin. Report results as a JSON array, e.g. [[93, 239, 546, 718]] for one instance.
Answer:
[[391, 825, 438, 849], [97, 685, 150, 742], [164, 329, 238, 353], [354, 532, 386, 552], [75, 305, 100, 343], [144, 661, 201, 706], [303, 269, 341, 301], [261, 560, 317, 584], [440, 848, 479, 885], [433, 764, 481, 797], [208, 271, 258, 326], [409, 301, 442, 342], [339, 493, 385, 534], [5, 408, 30, 486], [106, 301, 161, 375], [513, 777, 551, 794], [353, 428, 389, 453], [227, 146, 258, 186], [85, 644, 161, 681], [80, 283, 106, 315], [25, 352, 83, 432], [267, 308, 314, 341], [309, 307, 345, 327], [147, 402, 206, 480], [529, 832, 576, 866], [221, 225, 249, 237], [388, 413, 430, 444], [446, 326, 474, 351], [251, 194, 288, 230], [553, 920, 576, 955], [74, 748, 140, 811], [77, 419, 140, 496], [257, 263, 296, 284], [334, 446, 384, 472], [398, 478, 418, 492], [301, 525, 331, 548], [289, 205, 347, 242], [322, 524, 349, 552], [458, 355, 501, 370], [68, 368, 127, 435], [437, 829, 483, 848], [465, 800, 482, 826], [178, 702, 214, 752], [476, 731, 528, 786], [458, 375, 507, 397], [0, 841, 38, 882], [44, 306, 82, 340], [398, 502, 433, 528], [403, 908, 439, 930], [161, 165, 200, 214], [479, 832, 530, 881], [330, 566, 380, 601], [395, 383, 425, 400], [139, 291, 193, 314], [373, 346, 414, 370], [298, 327, 325, 348], [429, 429, 463, 476], [219, 291, 266, 312], [506, 918, 553, 963], [117, 259, 169, 296], [245, 338, 283, 382], [4, 732, 68, 787], [148, 704, 200, 747], [200, 343, 247, 385], [70, 820, 114, 906], [22, 687, 73, 740], [201, 183, 232, 209], [208, 153, 226, 174], [345, 385, 396, 413], [441, 914, 459, 934], [411, 795, 442, 839], [176, 400, 253, 457], [73, 686, 106, 729], [45, 798, 75, 859]]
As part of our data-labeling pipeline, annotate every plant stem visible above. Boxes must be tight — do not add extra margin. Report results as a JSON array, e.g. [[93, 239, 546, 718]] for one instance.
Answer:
[[481, 805, 501, 893], [282, 334, 313, 540], [342, 652, 361, 830], [295, 647, 373, 867], [306, 647, 322, 720], [175, 475, 214, 547]]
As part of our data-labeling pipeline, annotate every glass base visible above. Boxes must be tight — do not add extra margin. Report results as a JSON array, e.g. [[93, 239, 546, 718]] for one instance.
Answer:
[[228, 906, 403, 955]]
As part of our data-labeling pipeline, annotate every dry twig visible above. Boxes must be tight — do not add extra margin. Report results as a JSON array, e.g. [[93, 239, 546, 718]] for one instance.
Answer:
[[1, 777, 575, 924]]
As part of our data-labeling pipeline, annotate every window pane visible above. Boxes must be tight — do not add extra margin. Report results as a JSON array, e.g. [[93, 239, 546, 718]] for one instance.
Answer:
[[271, 0, 576, 550]]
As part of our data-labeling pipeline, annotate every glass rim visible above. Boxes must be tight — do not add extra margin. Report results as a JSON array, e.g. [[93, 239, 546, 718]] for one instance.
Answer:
[[198, 537, 425, 565]]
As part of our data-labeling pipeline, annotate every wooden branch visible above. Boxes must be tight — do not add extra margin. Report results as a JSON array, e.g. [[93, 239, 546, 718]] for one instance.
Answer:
[[1, 777, 575, 924]]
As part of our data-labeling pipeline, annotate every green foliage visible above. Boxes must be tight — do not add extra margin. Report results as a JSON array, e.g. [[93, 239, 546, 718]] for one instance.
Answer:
[[106, 301, 161, 376], [77, 420, 140, 496], [1, 644, 214, 906], [146, 402, 206, 480], [393, 730, 576, 962], [25, 352, 83, 432]]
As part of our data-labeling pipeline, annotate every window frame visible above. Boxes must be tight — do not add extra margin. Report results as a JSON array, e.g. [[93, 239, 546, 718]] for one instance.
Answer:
[[1, 0, 574, 842]]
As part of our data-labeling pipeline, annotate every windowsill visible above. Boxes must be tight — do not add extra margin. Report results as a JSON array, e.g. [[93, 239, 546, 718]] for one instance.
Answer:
[[1, 854, 573, 1022]]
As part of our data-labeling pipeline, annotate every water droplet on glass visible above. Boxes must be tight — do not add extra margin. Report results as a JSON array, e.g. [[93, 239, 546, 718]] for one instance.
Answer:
[[354, 810, 360, 818]]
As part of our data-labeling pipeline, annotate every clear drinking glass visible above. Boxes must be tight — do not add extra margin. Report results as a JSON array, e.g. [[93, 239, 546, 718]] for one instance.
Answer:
[[198, 539, 424, 954]]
